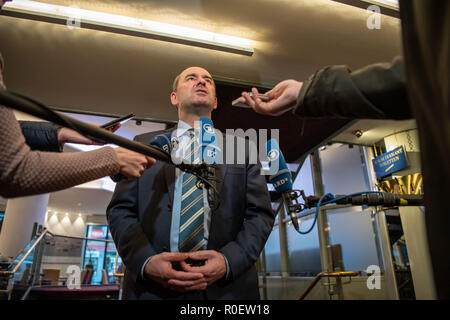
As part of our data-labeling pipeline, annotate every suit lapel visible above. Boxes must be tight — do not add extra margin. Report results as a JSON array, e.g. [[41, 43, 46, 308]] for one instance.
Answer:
[[164, 163, 226, 206], [214, 131, 227, 195]]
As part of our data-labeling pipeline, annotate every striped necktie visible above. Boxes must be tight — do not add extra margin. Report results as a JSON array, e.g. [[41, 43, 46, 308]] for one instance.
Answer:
[[178, 129, 205, 252]]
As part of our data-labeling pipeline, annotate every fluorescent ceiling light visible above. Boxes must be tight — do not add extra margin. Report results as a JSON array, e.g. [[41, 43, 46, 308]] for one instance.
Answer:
[[331, 0, 399, 18], [1, 0, 254, 55]]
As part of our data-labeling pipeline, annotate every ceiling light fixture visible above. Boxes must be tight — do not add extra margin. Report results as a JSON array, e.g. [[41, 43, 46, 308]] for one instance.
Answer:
[[1, 0, 254, 55], [352, 129, 365, 138]]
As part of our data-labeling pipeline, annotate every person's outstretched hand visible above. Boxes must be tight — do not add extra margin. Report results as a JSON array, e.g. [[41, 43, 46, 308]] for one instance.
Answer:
[[57, 123, 121, 145], [236, 80, 303, 116]]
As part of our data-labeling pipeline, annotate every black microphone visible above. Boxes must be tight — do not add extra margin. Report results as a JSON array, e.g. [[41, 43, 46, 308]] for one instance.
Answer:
[[266, 139, 300, 231], [0, 89, 171, 163], [305, 192, 424, 207]]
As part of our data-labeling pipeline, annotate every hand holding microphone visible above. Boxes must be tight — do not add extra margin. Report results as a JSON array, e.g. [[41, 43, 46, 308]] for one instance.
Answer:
[[114, 148, 155, 180], [110, 131, 172, 182]]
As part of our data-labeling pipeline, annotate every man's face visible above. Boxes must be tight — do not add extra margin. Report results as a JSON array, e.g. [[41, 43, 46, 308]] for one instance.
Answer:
[[171, 67, 217, 113]]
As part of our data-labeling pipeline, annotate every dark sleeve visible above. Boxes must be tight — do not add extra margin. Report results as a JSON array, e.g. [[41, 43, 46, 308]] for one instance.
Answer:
[[106, 177, 157, 283], [294, 56, 412, 120], [19, 121, 62, 152], [106, 132, 162, 283]]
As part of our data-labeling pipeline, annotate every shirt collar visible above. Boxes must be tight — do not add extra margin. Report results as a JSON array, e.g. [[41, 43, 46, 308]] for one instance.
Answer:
[[175, 120, 197, 138], [177, 119, 191, 130]]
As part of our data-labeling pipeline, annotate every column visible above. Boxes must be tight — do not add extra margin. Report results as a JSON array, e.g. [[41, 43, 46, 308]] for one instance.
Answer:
[[0, 194, 49, 259], [384, 129, 436, 299]]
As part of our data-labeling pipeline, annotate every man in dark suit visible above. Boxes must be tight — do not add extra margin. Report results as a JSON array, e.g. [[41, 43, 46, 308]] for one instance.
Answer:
[[107, 66, 274, 299]]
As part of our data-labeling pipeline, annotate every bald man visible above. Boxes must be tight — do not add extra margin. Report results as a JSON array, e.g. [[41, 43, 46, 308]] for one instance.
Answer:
[[107, 67, 274, 300]]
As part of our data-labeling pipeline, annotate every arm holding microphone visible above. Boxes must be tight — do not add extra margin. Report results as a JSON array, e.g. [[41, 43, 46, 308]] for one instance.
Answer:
[[0, 69, 156, 198], [19, 120, 122, 152], [0, 104, 155, 198]]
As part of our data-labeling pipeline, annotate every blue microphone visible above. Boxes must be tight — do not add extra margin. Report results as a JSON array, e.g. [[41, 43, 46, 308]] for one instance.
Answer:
[[200, 117, 220, 164], [198, 117, 220, 209], [266, 139, 293, 192], [150, 131, 173, 153], [266, 139, 299, 231], [110, 131, 173, 182]]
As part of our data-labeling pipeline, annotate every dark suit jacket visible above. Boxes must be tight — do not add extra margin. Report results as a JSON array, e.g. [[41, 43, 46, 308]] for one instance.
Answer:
[[107, 128, 274, 300]]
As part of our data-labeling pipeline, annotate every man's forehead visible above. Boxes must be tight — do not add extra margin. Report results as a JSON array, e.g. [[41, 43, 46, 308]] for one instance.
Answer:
[[180, 67, 212, 78]]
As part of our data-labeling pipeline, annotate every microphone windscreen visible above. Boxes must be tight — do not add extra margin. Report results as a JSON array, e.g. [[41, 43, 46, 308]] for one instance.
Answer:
[[200, 117, 220, 164], [149, 132, 172, 153], [200, 117, 215, 144], [266, 139, 293, 193]]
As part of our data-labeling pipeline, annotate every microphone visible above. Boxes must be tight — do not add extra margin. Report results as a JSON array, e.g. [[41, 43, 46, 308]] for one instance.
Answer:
[[199, 117, 220, 210], [150, 132, 172, 154], [305, 192, 424, 207], [266, 139, 300, 231], [110, 131, 173, 182], [0, 89, 171, 163], [199, 117, 221, 164]]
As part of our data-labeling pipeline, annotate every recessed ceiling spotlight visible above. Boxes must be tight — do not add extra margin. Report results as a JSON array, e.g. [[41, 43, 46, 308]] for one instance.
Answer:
[[352, 129, 365, 138]]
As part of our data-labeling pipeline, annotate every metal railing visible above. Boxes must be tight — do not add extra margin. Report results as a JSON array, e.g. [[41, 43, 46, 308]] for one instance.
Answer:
[[259, 151, 372, 300], [0, 229, 49, 300], [298, 271, 360, 300], [0, 229, 49, 277], [0, 228, 121, 300]]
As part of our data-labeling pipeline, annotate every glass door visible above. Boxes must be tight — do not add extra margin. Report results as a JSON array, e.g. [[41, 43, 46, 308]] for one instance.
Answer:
[[83, 225, 108, 285]]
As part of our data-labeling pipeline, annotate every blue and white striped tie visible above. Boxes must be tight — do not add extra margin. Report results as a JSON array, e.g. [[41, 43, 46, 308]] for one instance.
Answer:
[[179, 129, 206, 252]]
